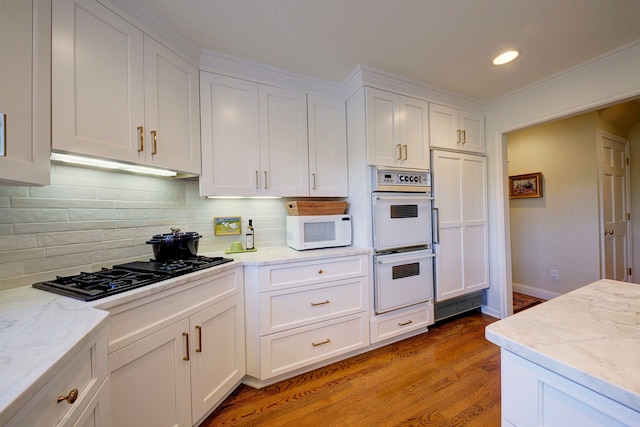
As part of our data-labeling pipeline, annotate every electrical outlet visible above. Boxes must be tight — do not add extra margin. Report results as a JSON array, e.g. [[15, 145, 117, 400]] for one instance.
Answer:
[[550, 269, 560, 281]]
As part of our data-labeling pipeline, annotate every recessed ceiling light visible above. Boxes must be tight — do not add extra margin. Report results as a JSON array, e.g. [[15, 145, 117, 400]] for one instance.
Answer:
[[493, 50, 520, 65]]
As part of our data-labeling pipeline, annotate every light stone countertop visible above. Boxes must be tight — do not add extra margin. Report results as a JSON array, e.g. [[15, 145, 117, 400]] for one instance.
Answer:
[[0, 245, 369, 423], [485, 279, 640, 412]]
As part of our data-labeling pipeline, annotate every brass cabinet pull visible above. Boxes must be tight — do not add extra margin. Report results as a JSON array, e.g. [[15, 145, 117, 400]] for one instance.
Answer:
[[461, 130, 466, 144], [137, 126, 144, 152], [402, 144, 408, 161], [151, 130, 157, 154], [182, 332, 190, 361], [456, 129, 461, 144], [57, 388, 78, 405], [312, 338, 331, 347], [195, 325, 202, 353], [395, 144, 402, 161], [398, 320, 413, 327], [264, 171, 268, 189], [0, 113, 6, 157], [310, 300, 330, 307], [312, 173, 316, 190]]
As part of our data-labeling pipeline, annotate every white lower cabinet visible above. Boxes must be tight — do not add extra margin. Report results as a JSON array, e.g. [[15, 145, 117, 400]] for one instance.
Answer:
[[501, 350, 640, 427], [369, 302, 434, 344], [244, 254, 370, 385], [105, 267, 245, 426], [6, 327, 109, 427]]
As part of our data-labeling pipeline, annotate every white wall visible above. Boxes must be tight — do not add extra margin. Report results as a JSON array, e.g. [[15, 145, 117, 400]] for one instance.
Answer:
[[507, 113, 600, 298], [0, 164, 290, 291], [483, 41, 640, 318]]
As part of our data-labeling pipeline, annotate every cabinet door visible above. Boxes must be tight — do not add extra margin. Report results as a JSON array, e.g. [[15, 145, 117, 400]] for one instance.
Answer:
[[0, 0, 50, 185], [144, 36, 201, 174], [259, 85, 309, 196], [399, 96, 429, 169], [365, 87, 399, 167], [190, 293, 245, 423], [52, 0, 145, 163], [429, 103, 459, 150], [432, 150, 488, 301], [199, 72, 260, 196], [459, 109, 484, 153], [109, 319, 192, 427], [308, 94, 348, 196]]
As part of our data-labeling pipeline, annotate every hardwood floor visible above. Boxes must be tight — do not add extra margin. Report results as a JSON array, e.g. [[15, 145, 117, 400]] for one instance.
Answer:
[[200, 311, 500, 426]]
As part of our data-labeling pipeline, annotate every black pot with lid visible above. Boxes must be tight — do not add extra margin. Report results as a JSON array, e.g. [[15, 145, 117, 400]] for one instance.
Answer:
[[146, 227, 202, 261]]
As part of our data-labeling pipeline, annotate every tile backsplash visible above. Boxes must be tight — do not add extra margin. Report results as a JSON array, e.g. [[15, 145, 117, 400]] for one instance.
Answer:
[[0, 164, 289, 291]]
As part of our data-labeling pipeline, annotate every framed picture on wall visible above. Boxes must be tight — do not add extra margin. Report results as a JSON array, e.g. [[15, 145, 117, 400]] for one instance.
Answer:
[[509, 172, 543, 199], [214, 217, 241, 235]]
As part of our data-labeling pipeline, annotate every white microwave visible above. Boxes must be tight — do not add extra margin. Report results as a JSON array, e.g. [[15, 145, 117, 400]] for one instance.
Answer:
[[286, 215, 352, 250]]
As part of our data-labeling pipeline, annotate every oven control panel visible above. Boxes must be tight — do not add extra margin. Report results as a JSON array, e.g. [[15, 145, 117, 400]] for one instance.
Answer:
[[372, 167, 431, 192]]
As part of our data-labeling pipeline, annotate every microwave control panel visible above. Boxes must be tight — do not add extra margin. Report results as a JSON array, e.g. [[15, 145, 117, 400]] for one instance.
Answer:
[[372, 167, 431, 192]]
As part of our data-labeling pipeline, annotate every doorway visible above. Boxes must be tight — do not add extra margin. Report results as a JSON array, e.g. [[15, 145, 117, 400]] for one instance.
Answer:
[[506, 100, 640, 300]]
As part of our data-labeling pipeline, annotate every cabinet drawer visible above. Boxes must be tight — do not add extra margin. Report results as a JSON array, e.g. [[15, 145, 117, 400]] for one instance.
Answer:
[[260, 277, 368, 334], [6, 328, 108, 427], [260, 313, 368, 379], [370, 302, 434, 344], [106, 267, 242, 353], [258, 255, 368, 291]]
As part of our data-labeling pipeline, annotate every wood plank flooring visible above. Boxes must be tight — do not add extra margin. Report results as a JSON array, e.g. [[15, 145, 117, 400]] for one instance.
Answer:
[[199, 311, 500, 426]]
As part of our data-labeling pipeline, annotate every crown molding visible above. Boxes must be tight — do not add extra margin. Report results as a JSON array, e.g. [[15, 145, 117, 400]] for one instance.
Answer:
[[98, 0, 202, 66], [342, 64, 485, 111], [487, 39, 640, 111], [199, 50, 344, 96]]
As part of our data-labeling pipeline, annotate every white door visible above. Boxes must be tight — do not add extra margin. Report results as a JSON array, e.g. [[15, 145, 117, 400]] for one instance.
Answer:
[[599, 131, 631, 281]]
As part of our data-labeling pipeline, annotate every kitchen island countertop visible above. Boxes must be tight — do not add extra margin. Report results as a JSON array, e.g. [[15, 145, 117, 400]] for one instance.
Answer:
[[485, 279, 640, 412]]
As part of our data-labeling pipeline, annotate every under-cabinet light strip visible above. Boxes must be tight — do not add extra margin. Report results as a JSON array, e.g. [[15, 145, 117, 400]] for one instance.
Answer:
[[51, 152, 178, 177]]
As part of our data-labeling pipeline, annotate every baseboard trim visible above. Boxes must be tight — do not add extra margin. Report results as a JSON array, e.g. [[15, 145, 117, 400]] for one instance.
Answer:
[[512, 283, 561, 301]]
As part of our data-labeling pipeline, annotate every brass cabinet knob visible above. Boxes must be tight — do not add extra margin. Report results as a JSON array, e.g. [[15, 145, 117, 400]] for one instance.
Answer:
[[318, 269, 323, 274], [57, 388, 78, 405]]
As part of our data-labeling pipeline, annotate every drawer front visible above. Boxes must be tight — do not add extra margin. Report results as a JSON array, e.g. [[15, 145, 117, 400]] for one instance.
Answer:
[[259, 255, 368, 291], [107, 267, 242, 353], [260, 313, 368, 379], [6, 328, 107, 427], [260, 277, 368, 335], [370, 302, 434, 344]]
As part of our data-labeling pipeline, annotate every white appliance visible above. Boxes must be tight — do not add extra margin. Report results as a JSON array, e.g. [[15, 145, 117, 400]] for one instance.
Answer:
[[286, 214, 352, 250], [374, 249, 434, 314], [371, 167, 434, 314]]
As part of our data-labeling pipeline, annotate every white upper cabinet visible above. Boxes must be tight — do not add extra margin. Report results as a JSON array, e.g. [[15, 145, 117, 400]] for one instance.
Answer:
[[52, 0, 201, 174], [259, 85, 309, 197], [365, 87, 430, 170], [200, 72, 347, 197], [429, 103, 484, 153], [199, 73, 260, 196], [0, 0, 51, 185], [307, 94, 348, 196]]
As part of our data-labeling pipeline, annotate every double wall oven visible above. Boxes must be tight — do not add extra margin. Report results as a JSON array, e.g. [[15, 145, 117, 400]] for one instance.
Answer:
[[371, 168, 433, 314]]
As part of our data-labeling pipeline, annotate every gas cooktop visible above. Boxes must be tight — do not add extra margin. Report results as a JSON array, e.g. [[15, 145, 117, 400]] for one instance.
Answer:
[[32, 256, 234, 301]]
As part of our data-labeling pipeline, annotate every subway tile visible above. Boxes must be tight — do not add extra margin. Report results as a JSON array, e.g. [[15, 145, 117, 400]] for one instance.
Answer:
[[29, 186, 97, 199], [0, 248, 45, 262], [0, 187, 28, 197], [0, 261, 23, 279], [14, 221, 117, 234], [93, 245, 144, 263], [11, 198, 114, 209], [0, 234, 37, 251], [0, 209, 69, 224], [0, 224, 13, 235], [38, 229, 105, 247], [23, 253, 94, 274]]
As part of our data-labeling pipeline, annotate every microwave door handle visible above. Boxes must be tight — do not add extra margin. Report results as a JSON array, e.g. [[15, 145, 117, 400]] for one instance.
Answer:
[[432, 207, 439, 244]]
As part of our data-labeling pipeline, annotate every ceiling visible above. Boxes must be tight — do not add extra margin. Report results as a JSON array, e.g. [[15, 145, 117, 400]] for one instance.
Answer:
[[130, 0, 640, 103]]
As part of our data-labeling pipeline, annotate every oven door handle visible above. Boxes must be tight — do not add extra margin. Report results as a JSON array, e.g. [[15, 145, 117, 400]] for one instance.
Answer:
[[375, 252, 434, 265], [432, 207, 439, 244]]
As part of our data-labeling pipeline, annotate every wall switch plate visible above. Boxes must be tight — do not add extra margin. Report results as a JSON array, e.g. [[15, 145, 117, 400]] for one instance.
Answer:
[[550, 269, 560, 281]]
